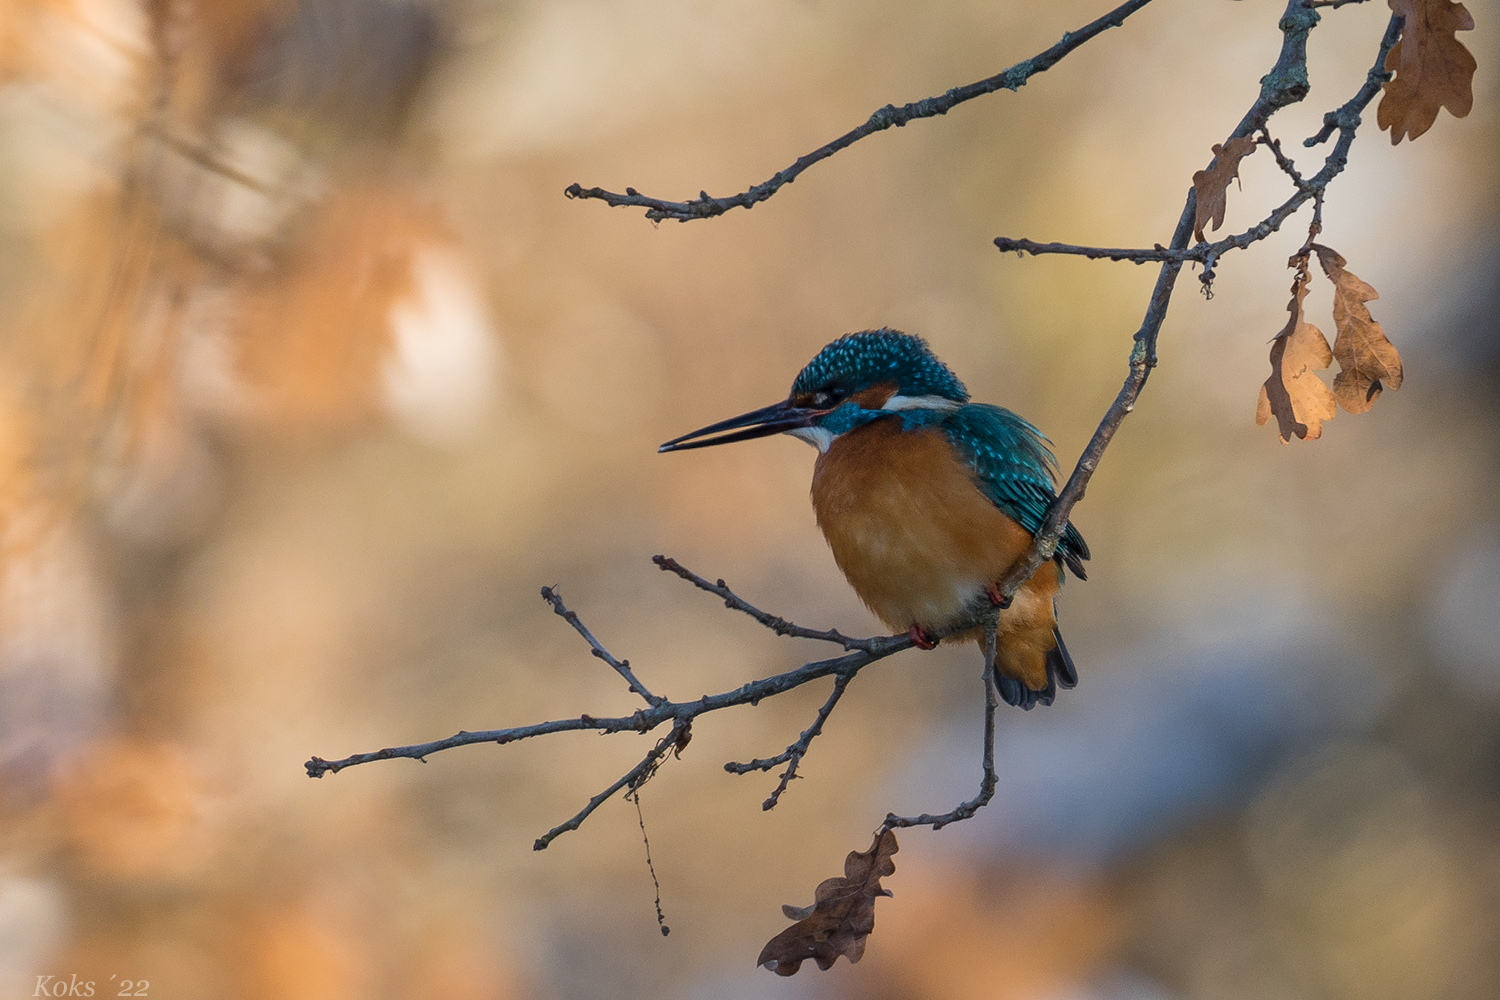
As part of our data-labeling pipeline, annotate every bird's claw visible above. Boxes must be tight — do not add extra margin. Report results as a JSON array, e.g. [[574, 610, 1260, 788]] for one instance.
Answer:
[[908, 624, 938, 650], [985, 583, 1012, 610]]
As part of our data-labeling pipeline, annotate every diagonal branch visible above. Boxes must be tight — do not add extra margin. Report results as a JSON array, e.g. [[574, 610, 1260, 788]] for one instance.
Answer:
[[541, 585, 663, 706], [727, 671, 854, 811], [534, 720, 689, 851], [654, 555, 883, 652], [984, 6, 1399, 602], [1259, 127, 1309, 189], [563, 0, 1157, 222]]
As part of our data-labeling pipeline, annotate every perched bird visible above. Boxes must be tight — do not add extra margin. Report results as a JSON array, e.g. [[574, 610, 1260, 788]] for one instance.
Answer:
[[660, 329, 1088, 710]]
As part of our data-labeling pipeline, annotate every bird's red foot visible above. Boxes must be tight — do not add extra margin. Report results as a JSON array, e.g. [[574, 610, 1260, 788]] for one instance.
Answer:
[[985, 583, 1013, 610], [908, 624, 938, 650]]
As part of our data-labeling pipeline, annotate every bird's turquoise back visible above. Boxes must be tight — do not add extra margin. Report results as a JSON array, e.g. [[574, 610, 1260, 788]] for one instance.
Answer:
[[914, 404, 1090, 578]]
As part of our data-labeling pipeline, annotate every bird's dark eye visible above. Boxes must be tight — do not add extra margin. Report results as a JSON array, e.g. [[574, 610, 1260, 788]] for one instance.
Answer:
[[811, 387, 846, 408]]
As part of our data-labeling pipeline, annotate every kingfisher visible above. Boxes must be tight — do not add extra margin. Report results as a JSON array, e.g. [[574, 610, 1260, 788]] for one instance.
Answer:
[[659, 329, 1088, 710]]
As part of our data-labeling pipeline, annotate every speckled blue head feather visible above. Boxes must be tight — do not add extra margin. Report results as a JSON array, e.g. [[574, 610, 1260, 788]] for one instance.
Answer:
[[791, 329, 969, 402]]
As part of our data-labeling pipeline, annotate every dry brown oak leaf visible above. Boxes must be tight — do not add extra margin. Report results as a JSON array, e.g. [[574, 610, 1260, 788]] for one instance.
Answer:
[[758, 830, 899, 976], [1191, 136, 1257, 243], [1379, 0, 1476, 143], [1257, 265, 1338, 442], [1312, 244, 1404, 413]]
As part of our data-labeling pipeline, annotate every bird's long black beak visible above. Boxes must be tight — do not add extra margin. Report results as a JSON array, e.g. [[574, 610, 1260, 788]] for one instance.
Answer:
[[658, 400, 824, 453]]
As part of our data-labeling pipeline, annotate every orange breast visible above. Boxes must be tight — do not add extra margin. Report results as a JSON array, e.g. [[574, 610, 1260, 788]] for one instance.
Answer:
[[810, 418, 1035, 633]]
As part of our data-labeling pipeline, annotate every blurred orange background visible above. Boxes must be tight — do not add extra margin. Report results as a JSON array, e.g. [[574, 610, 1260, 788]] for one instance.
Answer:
[[1, 1, 1497, 998]]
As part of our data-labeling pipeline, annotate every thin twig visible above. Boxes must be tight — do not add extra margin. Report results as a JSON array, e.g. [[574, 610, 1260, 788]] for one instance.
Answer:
[[1305, 14, 1402, 147], [541, 585, 663, 706], [564, 0, 1158, 222], [533, 720, 688, 851], [727, 672, 855, 811], [630, 790, 670, 936], [883, 617, 1000, 832], [653, 555, 886, 652], [1259, 127, 1308, 188], [990, 176, 1321, 265], [1305, 189, 1325, 248]]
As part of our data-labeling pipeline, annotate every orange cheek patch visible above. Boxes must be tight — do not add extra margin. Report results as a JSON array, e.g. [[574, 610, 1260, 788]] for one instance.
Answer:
[[850, 382, 898, 409]]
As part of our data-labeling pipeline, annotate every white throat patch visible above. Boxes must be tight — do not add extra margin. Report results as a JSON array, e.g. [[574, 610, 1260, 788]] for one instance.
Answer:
[[786, 425, 835, 452]]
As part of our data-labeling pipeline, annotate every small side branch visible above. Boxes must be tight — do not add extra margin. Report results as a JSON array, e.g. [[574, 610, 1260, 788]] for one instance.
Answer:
[[992, 12, 1399, 291], [534, 720, 689, 851], [564, 0, 1157, 222], [727, 671, 854, 811], [993, 186, 1309, 265], [654, 555, 883, 652], [541, 585, 663, 706], [882, 619, 1000, 832], [1259, 127, 1309, 189], [1305, 14, 1401, 147]]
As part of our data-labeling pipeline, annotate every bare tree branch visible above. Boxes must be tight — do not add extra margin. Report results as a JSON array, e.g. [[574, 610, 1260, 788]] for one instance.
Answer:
[[1259, 127, 1310, 189], [541, 585, 663, 706], [727, 671, 854, 811], [534, 720, 689, 851], [991, 14, 1399, 278], [985, 7, 1400, 597], [308, 4, 1408, 857], [308, 561, 932, 846], [563, 0, 1158, 222], [883, 618, 1000, 832], [653, 555, 883, 652]]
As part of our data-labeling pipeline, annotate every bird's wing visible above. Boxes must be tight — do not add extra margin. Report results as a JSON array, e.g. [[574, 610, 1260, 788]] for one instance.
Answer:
[[938, 404, 1090, 578]]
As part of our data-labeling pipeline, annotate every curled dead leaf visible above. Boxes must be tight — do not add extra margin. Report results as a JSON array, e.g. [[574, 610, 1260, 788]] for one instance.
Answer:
[[1256, 263, 1337, 442], [758, 829, 898, 976], [1378, 0, 1476, 144], [1311, 244, 1403, 413], [1191, 136, 1257, 243]]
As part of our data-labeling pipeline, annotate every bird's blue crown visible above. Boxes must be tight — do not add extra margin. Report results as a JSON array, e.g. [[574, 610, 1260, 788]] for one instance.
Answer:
[[791, 329, 970, 402]]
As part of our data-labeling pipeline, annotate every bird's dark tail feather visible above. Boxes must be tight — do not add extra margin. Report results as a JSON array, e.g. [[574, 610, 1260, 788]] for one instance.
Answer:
[[995, 627, 1077, 711]]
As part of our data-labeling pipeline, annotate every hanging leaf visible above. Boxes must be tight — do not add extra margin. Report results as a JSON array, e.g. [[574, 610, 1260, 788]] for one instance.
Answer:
[[1378, 0, 1476, 143], [1311, 244, 1404, 414], [1192, 136, 1257, 242], [1256, 263, 1337, 442], [758, 830, 899, 976]]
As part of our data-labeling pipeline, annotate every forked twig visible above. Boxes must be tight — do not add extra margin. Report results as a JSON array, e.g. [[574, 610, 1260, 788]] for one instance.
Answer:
[[727, 671, 854, 811]]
